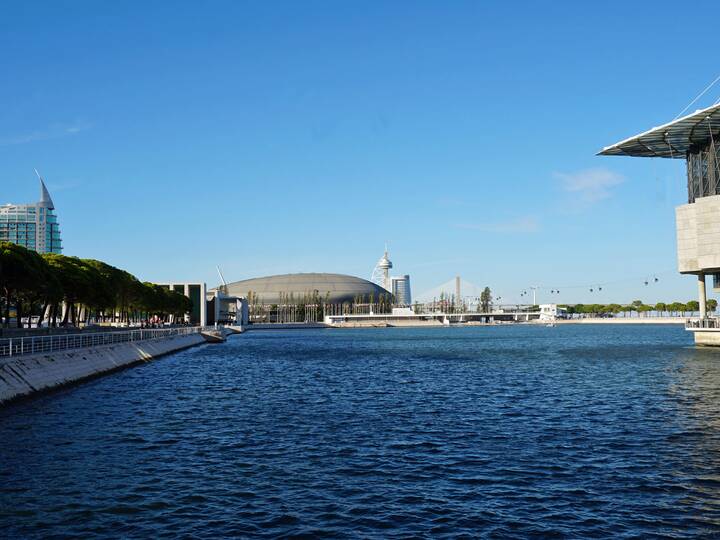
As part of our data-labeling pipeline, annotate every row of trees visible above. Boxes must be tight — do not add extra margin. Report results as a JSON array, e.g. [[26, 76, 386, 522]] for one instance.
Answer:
[[427, 287, 495, 313], [564, 299, 718, 317], [1, 242, 192, 328]]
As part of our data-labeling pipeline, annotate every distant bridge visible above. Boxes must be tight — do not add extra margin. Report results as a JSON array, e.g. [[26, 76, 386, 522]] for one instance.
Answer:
[[324, 310, 542, 326], [415, 277, 488, 304]]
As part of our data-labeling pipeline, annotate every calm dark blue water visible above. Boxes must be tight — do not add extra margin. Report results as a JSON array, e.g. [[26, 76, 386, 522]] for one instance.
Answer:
[[2, 324, 720, 538]]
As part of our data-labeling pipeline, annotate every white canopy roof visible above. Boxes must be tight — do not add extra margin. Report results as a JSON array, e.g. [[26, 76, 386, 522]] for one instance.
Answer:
[[598, 103, 720, 159]]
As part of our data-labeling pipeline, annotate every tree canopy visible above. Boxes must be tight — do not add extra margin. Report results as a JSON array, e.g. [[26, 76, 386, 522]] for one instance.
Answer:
[[479, 287, 492, 313], [0, 241, 192, 328], [563, 300, 716, 317]]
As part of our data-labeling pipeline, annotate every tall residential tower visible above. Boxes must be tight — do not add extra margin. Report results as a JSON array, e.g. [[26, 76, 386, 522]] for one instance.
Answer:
[[391, 275, 412, 306], [0, 172, 62, 254]]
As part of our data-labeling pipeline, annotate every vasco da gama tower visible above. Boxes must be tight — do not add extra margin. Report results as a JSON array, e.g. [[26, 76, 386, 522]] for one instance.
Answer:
[[0, 172, 62, 254], [600, 103, 720, 344]]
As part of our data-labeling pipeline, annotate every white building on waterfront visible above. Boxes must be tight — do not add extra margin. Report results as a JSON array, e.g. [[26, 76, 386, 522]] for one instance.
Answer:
[[539, 304, 567, 322]]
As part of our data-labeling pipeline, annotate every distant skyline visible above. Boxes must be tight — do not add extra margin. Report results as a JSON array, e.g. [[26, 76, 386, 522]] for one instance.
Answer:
[[1, 1, 716, 304]]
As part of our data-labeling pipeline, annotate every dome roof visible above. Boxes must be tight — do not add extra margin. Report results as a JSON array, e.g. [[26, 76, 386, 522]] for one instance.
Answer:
[[221, 273, 390, 304]]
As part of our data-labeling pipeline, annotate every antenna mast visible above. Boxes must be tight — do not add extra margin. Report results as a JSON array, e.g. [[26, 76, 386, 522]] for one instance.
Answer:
[[216, 265, 228, 293]]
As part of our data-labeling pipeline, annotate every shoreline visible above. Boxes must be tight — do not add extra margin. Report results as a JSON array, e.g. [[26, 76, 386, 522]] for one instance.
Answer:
[[0, 333, 209, 406], [327, 317, 686, 329], [555, 317, 685, 325]]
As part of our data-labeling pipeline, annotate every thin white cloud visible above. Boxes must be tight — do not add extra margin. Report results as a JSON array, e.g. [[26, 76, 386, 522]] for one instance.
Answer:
[[555, 168, 624, 203], [0, 121, 92, 146], [456, 216, 540, 233]]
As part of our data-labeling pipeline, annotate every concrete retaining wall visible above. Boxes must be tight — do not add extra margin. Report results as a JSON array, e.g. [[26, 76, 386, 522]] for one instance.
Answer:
[[690, 330, 720, 346], [676, 194, 720, 273], [0, 333, 206, 404]]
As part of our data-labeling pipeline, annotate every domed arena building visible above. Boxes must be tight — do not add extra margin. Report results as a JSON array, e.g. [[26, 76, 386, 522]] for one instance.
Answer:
[[219, 273, 390, 305]]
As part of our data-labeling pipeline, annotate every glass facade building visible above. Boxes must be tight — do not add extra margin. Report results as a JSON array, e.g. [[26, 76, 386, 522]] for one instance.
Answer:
[[687, 140, 720, 203], [0, 177, 62, 254], [391, 275, 412, 306]]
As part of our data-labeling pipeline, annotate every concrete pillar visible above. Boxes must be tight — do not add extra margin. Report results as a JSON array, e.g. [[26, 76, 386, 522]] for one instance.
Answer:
[[200, 283, 207, 327], [455, 276, 461, 311], [699, 273, 707, 319]]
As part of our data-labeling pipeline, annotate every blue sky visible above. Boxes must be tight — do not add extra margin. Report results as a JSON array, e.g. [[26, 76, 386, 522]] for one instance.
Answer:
[[1, 1, 717, 304]]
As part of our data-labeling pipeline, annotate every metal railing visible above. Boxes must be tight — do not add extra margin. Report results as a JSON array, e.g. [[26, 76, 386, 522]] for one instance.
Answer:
[[0, 326, 208, 359], [686, 318, 720, 329]]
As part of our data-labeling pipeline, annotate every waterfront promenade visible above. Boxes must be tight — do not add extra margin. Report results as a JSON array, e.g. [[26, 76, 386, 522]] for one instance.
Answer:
[[0, 326, 215, 404]]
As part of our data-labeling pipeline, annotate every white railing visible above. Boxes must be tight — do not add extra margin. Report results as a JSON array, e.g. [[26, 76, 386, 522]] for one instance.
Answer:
[[686, 318, 720, 329], [0, 326, 208, 359]]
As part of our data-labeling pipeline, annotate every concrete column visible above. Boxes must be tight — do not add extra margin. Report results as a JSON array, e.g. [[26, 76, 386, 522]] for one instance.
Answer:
[[699, 272, 707, 319], [200, 283, 207, 327], [455, 276, 461, 311]]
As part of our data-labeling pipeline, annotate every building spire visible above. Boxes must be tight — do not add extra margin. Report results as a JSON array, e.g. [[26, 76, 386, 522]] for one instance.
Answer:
[[35, 168, 55, 209]]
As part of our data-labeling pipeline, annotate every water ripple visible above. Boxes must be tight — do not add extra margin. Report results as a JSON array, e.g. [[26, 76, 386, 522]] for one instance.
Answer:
[[2, 324, 720, 537]]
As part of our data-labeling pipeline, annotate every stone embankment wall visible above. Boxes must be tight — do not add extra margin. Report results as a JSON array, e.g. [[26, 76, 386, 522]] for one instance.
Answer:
[[0, 333, 206, 404], [691, 331, 720, 346]]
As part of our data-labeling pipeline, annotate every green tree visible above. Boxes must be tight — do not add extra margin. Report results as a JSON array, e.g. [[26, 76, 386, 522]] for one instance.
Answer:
[[480, 287, 492, 313], [667, 302, 686, 316], [1, 242, 56, 327], [19, 250, 60, 328], [42, 254, 100, 326], [0, 241, 197, 328]]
